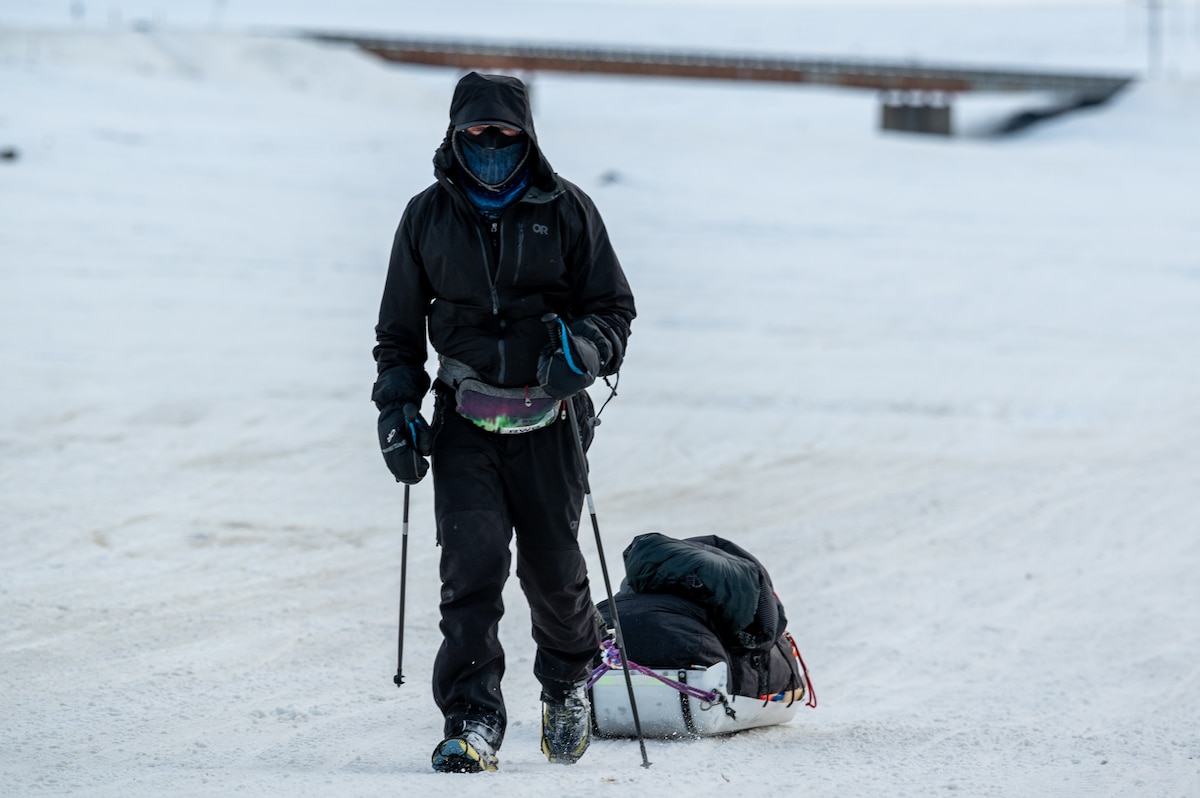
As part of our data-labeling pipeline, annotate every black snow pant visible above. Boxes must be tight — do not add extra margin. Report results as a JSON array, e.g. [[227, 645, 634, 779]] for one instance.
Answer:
[[430, 389, 599, 749]]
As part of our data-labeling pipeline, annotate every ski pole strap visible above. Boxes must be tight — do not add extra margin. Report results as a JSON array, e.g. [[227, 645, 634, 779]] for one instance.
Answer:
[[593, 372, 620, 420], [587, 640, 722, 704]]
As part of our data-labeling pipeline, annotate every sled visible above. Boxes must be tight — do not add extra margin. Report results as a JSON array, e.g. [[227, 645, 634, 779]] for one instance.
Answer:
[[589, 532, 815, 739], [590, 657, 804, 739]]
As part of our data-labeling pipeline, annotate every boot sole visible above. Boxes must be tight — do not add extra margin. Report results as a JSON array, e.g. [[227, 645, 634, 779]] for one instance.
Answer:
[[432, 738, 498, 773], [540, 733, 590, 764]]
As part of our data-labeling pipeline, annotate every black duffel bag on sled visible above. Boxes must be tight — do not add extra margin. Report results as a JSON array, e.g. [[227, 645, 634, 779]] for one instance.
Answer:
[[590, 532, 816, 738]]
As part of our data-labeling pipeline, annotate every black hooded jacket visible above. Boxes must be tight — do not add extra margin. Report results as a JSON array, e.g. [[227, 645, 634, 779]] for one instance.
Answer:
[[373, 73, 636, 405]]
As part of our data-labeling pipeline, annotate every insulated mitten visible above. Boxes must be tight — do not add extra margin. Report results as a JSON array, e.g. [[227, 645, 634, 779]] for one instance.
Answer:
[[538, 315, 600, 399], [378, 403, 431, 484], [371, 365, 430, 412], [569, 315, 623, 375]]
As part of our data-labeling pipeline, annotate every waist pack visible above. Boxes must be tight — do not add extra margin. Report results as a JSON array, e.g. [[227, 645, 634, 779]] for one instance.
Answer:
[[438, 356, 564, 434], [454, 377, 564, 434]]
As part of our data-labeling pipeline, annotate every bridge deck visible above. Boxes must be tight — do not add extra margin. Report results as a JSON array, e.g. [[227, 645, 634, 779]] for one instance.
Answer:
[[304, 32, 1134, 99]]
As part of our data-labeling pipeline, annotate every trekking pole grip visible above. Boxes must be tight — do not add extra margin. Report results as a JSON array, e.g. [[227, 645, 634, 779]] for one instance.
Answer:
[[541, 312, 563, 351]]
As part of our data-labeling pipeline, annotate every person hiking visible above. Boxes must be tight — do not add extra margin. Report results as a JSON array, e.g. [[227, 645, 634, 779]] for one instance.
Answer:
[[371, 71, 635, 772]]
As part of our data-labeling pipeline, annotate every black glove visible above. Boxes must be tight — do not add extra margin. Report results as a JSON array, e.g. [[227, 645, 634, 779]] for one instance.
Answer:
[[538, 315, 600, 399], [378, 403, 431, 484]]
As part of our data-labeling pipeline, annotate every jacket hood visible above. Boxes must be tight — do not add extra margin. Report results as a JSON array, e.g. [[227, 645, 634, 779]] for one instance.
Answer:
[[448, 72, 537, 137], [434, 72, 558, 194]]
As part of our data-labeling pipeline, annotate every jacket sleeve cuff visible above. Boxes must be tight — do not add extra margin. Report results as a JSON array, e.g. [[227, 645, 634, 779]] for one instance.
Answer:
[[371, 365, 431, 411]]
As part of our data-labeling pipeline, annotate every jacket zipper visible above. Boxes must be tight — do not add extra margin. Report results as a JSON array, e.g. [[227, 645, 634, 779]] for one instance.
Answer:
[[475, 222, 501, 315], [487, 220, 506, 382], [513, 223, 524, 285]]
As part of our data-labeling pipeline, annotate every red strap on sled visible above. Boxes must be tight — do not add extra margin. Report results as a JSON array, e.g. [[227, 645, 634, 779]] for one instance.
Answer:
[[786, 632, 818, 709]]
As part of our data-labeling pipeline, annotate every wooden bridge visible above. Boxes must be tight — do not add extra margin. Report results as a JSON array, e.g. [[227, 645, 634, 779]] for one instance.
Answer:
[[304, 32, 1136, 135]]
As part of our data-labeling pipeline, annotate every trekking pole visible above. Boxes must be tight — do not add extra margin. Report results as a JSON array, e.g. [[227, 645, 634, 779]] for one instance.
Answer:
[[393, 403, 421, 688], [544, 313, 651, 769], [393, 481, 410, 688]]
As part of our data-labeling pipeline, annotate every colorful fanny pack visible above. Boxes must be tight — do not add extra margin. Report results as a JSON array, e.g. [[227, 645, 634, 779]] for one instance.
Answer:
[[439, 356, 564, 434], [454, 377, 564, 434]]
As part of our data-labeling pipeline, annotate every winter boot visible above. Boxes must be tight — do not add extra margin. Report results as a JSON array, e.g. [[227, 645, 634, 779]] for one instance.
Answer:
[[540, 681, 591, 764], [431, 717, 500, 773]]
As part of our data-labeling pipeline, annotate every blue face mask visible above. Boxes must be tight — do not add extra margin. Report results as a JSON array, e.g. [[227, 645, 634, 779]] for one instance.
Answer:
[[456, 128, 529, 189]]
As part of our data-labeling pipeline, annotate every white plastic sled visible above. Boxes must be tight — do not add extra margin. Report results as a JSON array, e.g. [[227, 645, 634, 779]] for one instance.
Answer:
[[590, 660, 802, 739]]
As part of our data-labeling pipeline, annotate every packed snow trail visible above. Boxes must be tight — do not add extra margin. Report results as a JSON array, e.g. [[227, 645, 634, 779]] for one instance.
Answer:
[[3, 11, 1200, 797]]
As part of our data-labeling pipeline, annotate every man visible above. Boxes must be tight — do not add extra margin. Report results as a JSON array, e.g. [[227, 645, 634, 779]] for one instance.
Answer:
[[371, 72, 635, 773]]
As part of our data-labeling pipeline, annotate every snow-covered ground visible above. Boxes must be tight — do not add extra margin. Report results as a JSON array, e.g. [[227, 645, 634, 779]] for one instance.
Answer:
[[3, 2, 1199, 796]]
